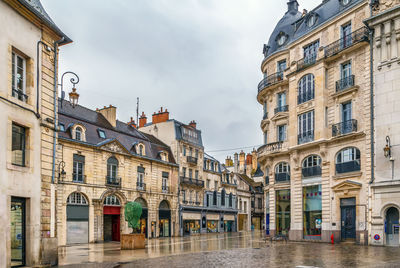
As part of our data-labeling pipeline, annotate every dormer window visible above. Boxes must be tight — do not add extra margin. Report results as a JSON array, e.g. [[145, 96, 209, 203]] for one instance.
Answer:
[[307, 14, 317, 27], [277, 34, 287, 46], [340, 0, 351, 6], [75, 127, 82, 141], [136, 143, 145, 156], [98, 129, 106, 139]]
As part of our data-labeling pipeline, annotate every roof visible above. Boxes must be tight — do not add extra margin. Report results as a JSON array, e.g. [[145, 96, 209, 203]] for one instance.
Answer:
[[17, 0, 72, 44], [173, 119, 203, 147], [253, 165, 264, 177], [264, 0, 364, 59], [236, 173, 255, 186], [58, 99, 177, 165]]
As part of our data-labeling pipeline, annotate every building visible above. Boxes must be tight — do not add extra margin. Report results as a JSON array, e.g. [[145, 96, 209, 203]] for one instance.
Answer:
[[366, 1, 400, 247], [56, 101, 179, 245], [257, 0, 371, 244], [0, 0, 71, 266], [139, 109, 238, 235]]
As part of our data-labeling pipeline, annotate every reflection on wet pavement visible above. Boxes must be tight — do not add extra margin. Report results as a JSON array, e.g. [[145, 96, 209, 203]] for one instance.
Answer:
[[58, 231, 400, 268]]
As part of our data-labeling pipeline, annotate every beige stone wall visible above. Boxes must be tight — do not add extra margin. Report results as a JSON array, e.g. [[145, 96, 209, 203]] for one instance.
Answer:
[[56, 139, 179, 245]]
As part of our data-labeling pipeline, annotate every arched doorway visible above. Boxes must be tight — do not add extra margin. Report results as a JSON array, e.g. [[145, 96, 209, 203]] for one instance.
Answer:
[[66, 192, 89, 244], [159, 200, 171, 237], [103, 195, 121, 242], [386, 207, 399, 246], [135, 197, 148, 238]]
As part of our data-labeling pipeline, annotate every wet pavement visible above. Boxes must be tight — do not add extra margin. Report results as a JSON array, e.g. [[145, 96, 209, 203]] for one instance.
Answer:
[[58, 231, 400, 268]]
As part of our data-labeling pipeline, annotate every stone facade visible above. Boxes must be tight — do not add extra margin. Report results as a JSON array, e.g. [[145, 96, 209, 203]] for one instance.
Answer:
[[366, 2, 400, 246], [257, 0, 371, 244]]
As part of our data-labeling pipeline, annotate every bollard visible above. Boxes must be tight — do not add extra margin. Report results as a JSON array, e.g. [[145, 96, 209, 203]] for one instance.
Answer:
[[331, 234, 334, 244]]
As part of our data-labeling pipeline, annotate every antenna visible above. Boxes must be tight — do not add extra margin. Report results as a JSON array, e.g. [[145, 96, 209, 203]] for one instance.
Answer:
[[136, 97, 139, 127]]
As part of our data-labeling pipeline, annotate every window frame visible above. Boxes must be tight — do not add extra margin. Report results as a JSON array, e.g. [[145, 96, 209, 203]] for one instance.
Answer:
[[275, 162, 290, 174], [11, 123, 26, 166], [75, 127, 83, 141], [277, 124, 287, 142], [11, 51, 27, 102], [298, 74, 315, 104], [98, 129, 106, 139]]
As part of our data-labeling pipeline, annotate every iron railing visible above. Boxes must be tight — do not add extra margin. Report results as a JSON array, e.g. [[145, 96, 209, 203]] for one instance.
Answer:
[[71, 174, 86, 183], [136, 181, 146, 191], [187, 156, 198, 165], [298, 91, 315, 104], [106, 176, 121, 187], [258, 72, 284, 92], [180, 176, 205, 187], [258, 141, 283, 154], [324, 27, 369, 58], [332, 119, 358, 137], [162, 185, 169, 193], [336, 75, 355, 92], [297, 54, 317, 71], [302, 166, 322, 178], [336, 160, 361, 174], [298, 130, 314, 144], [12, 88, 29, 102], [275, 173, 290, 183], [274, 105, 289, 114]]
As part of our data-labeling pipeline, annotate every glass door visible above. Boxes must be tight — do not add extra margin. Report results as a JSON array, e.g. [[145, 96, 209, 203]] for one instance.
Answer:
[[341, 23, 352, 48], [11, 197, 25, 267]]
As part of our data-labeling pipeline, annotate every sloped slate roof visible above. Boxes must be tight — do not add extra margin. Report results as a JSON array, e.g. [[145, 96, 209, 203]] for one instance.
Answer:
[[253, 165, 264, 177], [17, 0, 72, 44], [58, 99, 176, 165], [173, 120, 203, 147]]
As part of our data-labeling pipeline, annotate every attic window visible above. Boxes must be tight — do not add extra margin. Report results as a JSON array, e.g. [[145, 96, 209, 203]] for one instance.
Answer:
[[341, 0, 351, 5], [307, 14, 317, 27], [98, 129, 106, 139], [276, 32, 288, 47], [58, 123, 65, 132]]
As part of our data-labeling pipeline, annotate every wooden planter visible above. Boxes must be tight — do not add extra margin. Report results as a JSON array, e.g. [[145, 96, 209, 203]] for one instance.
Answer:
[[121, 234, 145, 250]]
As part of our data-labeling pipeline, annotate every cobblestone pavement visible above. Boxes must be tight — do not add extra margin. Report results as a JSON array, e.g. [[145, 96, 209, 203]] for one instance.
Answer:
[[58, 231, 400, 268]]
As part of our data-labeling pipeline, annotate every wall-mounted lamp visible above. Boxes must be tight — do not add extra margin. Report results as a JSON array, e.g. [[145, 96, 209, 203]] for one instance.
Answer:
[[59, 71, 80, 108], [384, 136, 392, 158], [58, 161, 66, 182]]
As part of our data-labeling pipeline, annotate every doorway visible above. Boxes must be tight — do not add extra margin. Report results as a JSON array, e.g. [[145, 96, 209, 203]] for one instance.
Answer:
[[386, 207, 399, 246], [103, 206, 121, 242], [11, 197, 26, 267], [340, 197, 356, 240], [159, 200, 171, 237]]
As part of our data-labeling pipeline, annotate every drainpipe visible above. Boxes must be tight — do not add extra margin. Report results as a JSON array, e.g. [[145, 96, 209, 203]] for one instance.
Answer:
[[51, 37, 64, 184]]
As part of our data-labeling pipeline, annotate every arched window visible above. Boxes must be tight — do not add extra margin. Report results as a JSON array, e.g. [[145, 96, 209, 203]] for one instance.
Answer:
[[67, 192, 87, 205], [302, 155, 322, 178], [138, 144, 144, 156], [107, 157, 118, 179], [104, 195, 120, 206], [221, 189, 226, 206], [275, 162, 290, 183], [135, 197, 148, 208], [336, 147, 361, 173], [75, 127, 83, 141], [298, 74, 315, 104], [159, 200, 170, 210]]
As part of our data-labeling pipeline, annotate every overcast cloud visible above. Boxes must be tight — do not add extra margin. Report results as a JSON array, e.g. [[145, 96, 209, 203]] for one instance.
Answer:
[[42, 0, 320, 161]]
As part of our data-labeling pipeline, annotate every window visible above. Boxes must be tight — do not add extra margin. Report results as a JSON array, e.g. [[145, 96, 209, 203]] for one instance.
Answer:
[[207, 179, 210, 188], [189, 190, 193, 203], [221, 189, 226, 206], [244, 201, 247, 213], [307, 14, 317, 27], [341, 101, 352, 125], [277, 60, 286, 73], [336, 147, 361, 173], [162, 172, 168, 190], [12, 51, 27, 102], [277, 125, 287, 142], [214, 180, 218, 190], [263, 101, 268, 118], [137, 169, 145, 185], [195, 170, 199, 179], [104, 195, 120, 206], [189, 147, 193, 157], [195, 149, 199, 159], [341, 0, 351, 6], [138, 144, 144, 156], [183, 146, 186, 156], [276, 189, 290, 235], [181, 190, 186, 202], [303, 40, 319, 62], [258, 198, 262, 209], [341, 62, 352, 79], [275, 162, 290, 182], [67, 192, 88, 205], [277, 92, 286, 108], [75, 127, 82, 141], [264, 132, 268, 144], [58, 123, 65, 132], [182, 167, 186, 177], [73, 154, 85, 182], [277, 34, 287, 46], [98, 129, 106, 139], [107, 157, 118, 179], [275, 162, 290, 174], [12, 123, 26, 166], [303, 185, 322, 238], [341, 23, 352, 48], [213, 191, 217, 206], [298, 111, 314, 144], [298, 74, 315, 104], [189, 169, 193, 178], [229, 193, 233, 207], [302, 155, 322, 178]]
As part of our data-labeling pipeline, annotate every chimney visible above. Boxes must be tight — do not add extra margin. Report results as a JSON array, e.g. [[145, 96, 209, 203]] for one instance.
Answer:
[[234, 153, 238, 173], [98, 105, 117, 127], [189, 120, 197, 129], [302, 9, 308, 17], [225, 156, 233, 167], [139, 112, 147, 128], [152, 107, 169, 124], [239, 151, 245, 173], [127, 117, 137, 128], [287, 0, 299, 14], [251, 148, 257, 171], [246, 153, 252, 166]]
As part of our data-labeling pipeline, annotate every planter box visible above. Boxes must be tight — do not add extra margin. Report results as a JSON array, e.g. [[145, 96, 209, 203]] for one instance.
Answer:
[[121, 234, 145, 250]]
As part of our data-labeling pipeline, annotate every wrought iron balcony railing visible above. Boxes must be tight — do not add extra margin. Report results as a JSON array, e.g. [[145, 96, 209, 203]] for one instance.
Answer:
[[106, 176, 121, 187], [324, 27, 369, 58], [180, 176, 205, 187], [275, 172, 290, 183], [298, 130, 314, 145], [12, 88, 29, 102], [336, 75, 355, 92], [136, 181, 146, 191], [298, 91, 315, 104], [302, 166, 322, 178], [258, 72, 284, 92], [332, 119, 357, 137], [297, 54, 317, 71], [336, 160, 361, 174], [274, 105, 288, 114], [187, 156, 198, 165]]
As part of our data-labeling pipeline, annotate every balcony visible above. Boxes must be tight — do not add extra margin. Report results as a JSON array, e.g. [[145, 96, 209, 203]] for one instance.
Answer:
[[258, 72, 284, 93], [302, 166, 322, 178], [187, 156, 198, 165], [12, 88, 29, 102], [336, 160, 360, 174], [298, 130, 314, 145], [324, 27, 369, 58], [162, 185, 169, 193], [258, 141, 284, 155], [275, 173, 290, 183], [136, 182, 146, 191], [180, 176, 204, 187], [336, 75, 355, 92], [274, 105, 288, 114], [106, 176, 121, 187], [332, 119, 357, 137], [297, 54, 317, 72], [60, 174, 87, 183]]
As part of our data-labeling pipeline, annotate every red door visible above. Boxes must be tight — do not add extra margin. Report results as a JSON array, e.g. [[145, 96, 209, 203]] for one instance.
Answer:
[[112, 215, 120, 241]]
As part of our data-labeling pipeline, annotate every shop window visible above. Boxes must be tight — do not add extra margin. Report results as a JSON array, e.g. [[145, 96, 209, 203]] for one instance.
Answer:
[[276, 189, 290, 235], [303, 185, 322, 239]]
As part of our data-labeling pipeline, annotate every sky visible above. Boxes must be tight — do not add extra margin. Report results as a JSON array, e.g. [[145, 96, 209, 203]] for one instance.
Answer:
[[42, 0, 320, 161]]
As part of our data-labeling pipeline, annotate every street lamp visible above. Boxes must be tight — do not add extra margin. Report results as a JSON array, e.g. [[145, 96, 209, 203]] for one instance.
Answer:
[[58, 161, 66, 182], [59, 71, 80, 108], [384, 136, 392, 158]]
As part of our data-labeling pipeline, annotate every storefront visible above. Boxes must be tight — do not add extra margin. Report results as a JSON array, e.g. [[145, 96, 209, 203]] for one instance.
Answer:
[[276, 189, 290, 236], [11, 197, 26, 267], [66, 192, 89, 244], [135, 198, 148, 238], [103, 195, 121, 242], [224, 214, 235, 232], [252, 217, 262, 230], [303, 185, 322, 240], [184, 220, 201, 234], [207, 220, 219, 233], [159, 200, 171, 237]]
